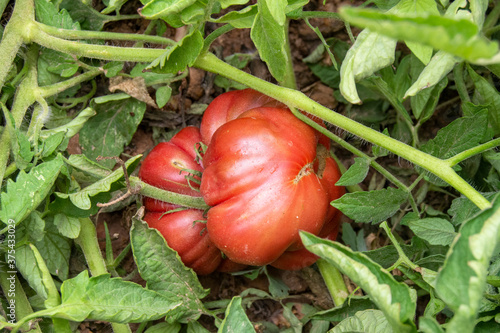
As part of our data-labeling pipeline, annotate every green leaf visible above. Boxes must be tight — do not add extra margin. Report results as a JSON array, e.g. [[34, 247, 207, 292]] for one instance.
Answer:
[[210, 4, 257, 29], [301, 232, 417, 332], [139, 0, 197, 19], [156, 85, 172, 108], [251, 0, 287, 82], [336, 157, 370, 186], [26, 211, 46, 241], [101, 0, 129, 14], [53, 214, 81, 239], [313, 296, 376, 322], [218, 0, 249, 9], [407, 218, 456, 246], [341, 222, 367, 252], [265, 0, 287, 26], [218, 296, 254, 333], [282, 303, 303, 333], [469, 0, 488, 29], [60, 0, 112, 31], [130, 218, 209, 323], [35, 0, 81, 30], [144, 322, 182, 333], [339, 29, 397, 104], [419, 317, 445, 333], [41, 107, 96, 140], [149, 29, 203, 74], [372, 128, 390, 157], [339, 7, 498, 62], [448, 192, 497, 226], [34, 217, 72, 280], [55, 154, 141, 211], [332, 309, 393, 333], [410, 76, 448, 122], [16, 244, 49, 300], [405, 51, 457, 98], [29, 243, 61, 308], [2, 105, 34, 170], [468, 65, 500, 135], [187, 321, 211, 333], [44, 271, 181, 322], [80, 97, 145, 169], [390, 0, 439, 65], [421, 110, 488, 159], [364, 240, 424, 269], [65, 154, 112, 180], [0, 155, 64, 225], [40, 132, 66, 158], [434, 195, 500, 332], [264, 267, 289, 298], [331, 188, 408, 224], [12, 126, 35, 170]]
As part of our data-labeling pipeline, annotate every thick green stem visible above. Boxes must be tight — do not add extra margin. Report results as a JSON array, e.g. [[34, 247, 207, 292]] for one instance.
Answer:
[[193, 52, 490, 209], [0, 0, 33, 90], [0, 45, 39, 184], [0, 272, 42, 332], [316, 259, 348, 306], [446, 137, 500, 166], [75, 218, 132, 333], [130, 176, 210, 210], [30, 26, 166, 62], [281, 19, 297, 89], [38, 68, 102, 98], [453, 62, 471, 103], [381, 221, 418, 271], [35, 22, 175, 45]]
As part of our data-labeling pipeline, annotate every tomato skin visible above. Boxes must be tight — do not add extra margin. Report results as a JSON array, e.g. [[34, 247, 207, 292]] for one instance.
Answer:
[[270, 156, 345, 270], [139, 127, 222, 275], [201, 106, 342, 266], [139, 126, 204, 212], [200, 88, 285, 145], [143, 210, 222, 275]]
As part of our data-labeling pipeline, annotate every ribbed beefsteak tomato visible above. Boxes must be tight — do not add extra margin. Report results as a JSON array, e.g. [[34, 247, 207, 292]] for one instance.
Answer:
[[139, 126, 222, 275], [200, 89, 345, 267]]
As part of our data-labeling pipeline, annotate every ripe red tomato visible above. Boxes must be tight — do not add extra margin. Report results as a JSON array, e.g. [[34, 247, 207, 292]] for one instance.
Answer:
[[143, 209, 222, 275], [200, 91, 345, 267], [200, 88, 286, 145], [139, 126, 203, 212], [139, 127, 223, 275]]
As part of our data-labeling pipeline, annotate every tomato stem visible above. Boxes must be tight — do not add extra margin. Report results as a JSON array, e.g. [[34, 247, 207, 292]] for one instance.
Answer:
[[76, 218, 133, 333], [193, 52, 490, 210], [130, 176, 210, 210], [316, 258, 348, 307]]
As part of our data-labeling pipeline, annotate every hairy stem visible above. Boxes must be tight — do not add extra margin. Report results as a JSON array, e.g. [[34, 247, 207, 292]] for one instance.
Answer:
[[36, 21, 176, 45], [130, 176, 210, 210], [193, 52, 490, 209], [446, 137, 500, 166], [316, 259, 349, 306], [0, 45, 39, 184], [0, 0, 33, 90], [75, 218, 132, 333]]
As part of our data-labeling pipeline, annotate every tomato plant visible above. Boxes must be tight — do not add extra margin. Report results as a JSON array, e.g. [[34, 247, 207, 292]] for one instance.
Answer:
[[1, 0, 500, 332]]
